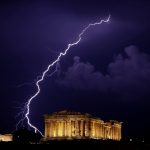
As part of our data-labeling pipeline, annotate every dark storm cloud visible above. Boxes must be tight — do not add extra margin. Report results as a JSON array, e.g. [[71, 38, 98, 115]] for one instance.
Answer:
[[57, 45, 150, 100], [57, 56, 111, 92]]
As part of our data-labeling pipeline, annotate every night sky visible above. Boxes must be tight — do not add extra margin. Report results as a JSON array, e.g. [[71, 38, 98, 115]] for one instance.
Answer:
[[0, 0, 150, 138]]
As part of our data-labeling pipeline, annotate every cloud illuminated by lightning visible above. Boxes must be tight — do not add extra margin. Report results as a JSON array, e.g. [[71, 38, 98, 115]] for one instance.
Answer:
[[23, 15, 111, 136]]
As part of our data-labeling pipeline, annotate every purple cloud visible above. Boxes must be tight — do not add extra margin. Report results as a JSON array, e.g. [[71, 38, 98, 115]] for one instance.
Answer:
[[57, 45, 150, 100]]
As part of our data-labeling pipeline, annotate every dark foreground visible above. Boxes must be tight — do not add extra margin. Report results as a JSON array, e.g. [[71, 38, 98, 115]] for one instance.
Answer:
[[43, 140, 149, 150], [0, 140, 150, 150]]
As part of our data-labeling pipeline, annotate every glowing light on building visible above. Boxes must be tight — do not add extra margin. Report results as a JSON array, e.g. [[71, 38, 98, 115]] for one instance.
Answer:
[[43, 110, 122, 141]]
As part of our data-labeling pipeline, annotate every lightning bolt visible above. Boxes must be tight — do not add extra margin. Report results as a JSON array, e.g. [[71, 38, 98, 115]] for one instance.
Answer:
[[16, 65, 59, 88], [23, 15, 111, 136]]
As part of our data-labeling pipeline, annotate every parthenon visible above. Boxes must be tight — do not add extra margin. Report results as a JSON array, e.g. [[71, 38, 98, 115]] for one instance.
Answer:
[[44, 110, 122, 141]]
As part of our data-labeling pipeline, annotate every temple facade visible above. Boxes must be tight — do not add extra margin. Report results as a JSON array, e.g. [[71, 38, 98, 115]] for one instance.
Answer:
[[44, 110, 122, 141]]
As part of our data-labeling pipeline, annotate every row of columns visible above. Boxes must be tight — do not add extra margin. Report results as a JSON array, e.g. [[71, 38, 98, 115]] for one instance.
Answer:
[[90, 121, 104, 138], [109, 125, 122, 140], [45, 119, 90, 138], [45, 119, 121, 141], [90, 121, 121, 140]]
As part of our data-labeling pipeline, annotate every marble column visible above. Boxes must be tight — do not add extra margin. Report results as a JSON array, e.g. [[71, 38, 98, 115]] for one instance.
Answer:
[[117, 127, 120, 140], [67, 120, 71, 137], [71, 120, 73, 136], [49, 122, 52, 137], [113, 126, 116, 140], [99, 124, 102, 138], [62, 121, 65, 137], [94, 122, 97, 137], [45, 122, 48, 137], [97, 122, 100, 138], [60, 121, 63, 136], [48, 122, 50, 137], [72, 120, 75, 136], [80, 120, 83, 136], [85, 120, 89, 137], [53, 121, 55, 137], [59, 121, 62, 136], [91, 121, 94, 137], [95, 122, 98, 138], [75, 120, 79, 136], [93, 121, 96, 137], [65, 121, 67, 136], [56, 121, 58, 137], [58, 121, 61, 136], [119, 127, 121, 140]]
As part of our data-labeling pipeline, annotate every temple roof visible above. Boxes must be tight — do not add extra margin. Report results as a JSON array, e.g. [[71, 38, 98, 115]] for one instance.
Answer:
[[52, 110, 91, 116]]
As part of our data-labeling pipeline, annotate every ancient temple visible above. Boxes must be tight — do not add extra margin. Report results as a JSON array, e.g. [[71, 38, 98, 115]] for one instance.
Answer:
[[44, 110, 122, 141]]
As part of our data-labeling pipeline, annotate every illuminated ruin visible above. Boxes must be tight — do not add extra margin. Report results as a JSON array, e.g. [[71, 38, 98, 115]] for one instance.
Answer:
[[44, 110, 122, 141], [0, 134, 13, 142]]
